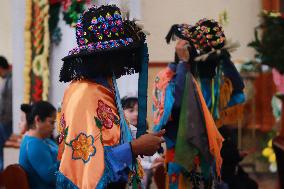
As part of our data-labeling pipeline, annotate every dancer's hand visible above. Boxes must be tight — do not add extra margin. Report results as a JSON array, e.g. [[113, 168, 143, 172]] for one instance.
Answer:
[[131, 130, 165, 156]]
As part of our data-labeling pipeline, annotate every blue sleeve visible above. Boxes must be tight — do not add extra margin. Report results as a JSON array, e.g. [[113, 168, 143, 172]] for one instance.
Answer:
[[104, 143, 133, 182], [168, 62, 187, 108], [222, 58, 244, 92], [27, 140, 57, 186]]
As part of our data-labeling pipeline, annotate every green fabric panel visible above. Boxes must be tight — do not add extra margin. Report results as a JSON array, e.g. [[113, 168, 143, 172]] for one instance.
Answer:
[[175, 73, 199, 171]]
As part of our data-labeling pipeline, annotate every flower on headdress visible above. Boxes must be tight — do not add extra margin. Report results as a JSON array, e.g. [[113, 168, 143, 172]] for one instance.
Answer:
[[104, 29, 110, 35], [96, 42, 103, 49], [206, 34, 213, 39], [71, 133, 96, 163], [111, 27, 118, 33], [213, 26, 220, 32], [96, 100, 119, 129], [108, 20, 114, 26], [102, 23, 108, 29], [76, 22, 83, 28], [109, 41, 115, 48], [87, 44, 95, 52], [91, 17, 98, 24], [77, 29, 84, 37], [114, 11, 121, 19], [98, 15, 105, 22], [78, 38, 85, 45], [88, 25, 93, 31], [106, 12, 113, 21], [116, 19, 122, 26]]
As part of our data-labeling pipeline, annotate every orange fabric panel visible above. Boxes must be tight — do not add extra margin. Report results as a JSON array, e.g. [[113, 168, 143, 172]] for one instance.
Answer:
[[59, 80, 121, 189], [193, 79, 224, 176]]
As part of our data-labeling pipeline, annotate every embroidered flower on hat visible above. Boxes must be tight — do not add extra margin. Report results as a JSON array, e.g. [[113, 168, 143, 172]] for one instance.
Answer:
[[108, 20, 114, 27], [78, 38, 85, 45], [91, 17, 98, 25], [106, 12, 113, 21], [102, 22, 108, 29], [64, 4, 146, 60], [76, 22, 83, 28], [114, 11, 121, 19], [98, 15, 105, 23], [77, 29, 84, 37]]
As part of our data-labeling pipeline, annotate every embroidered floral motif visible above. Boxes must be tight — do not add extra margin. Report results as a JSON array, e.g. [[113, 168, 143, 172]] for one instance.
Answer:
[[96, 100, 119, 129], [58, 113, 68, 144], [70, 133, 96, 163]]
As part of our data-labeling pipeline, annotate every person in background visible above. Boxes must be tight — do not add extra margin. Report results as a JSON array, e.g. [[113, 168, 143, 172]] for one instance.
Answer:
[[5, 104, 30, 147], [0, 56, 12, 171], [18, 104, 30, 135], [19, 101, 59, 189], [122, 96, 139, 138], [219, 126, 258, 189], [122, 96, 165, 189]]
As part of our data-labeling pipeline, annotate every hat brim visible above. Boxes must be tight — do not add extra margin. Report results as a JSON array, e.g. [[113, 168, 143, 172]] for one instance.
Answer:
[[62, 39, 142, 61]]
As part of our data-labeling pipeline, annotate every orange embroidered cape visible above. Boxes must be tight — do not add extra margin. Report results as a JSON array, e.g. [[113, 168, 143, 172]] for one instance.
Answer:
[[57, 80, 122, 188]]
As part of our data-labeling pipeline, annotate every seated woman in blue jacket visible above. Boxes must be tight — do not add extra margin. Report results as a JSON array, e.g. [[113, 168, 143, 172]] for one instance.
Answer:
[[19, 101, 58, 189]]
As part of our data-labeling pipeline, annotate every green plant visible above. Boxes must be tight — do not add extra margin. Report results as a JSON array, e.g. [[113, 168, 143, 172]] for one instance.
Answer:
[[248, 11, 284, 73]]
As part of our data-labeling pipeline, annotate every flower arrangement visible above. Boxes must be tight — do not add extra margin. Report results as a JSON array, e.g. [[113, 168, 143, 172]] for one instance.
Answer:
[[24, 0, 50, 103], [262, 139, 277, 172]]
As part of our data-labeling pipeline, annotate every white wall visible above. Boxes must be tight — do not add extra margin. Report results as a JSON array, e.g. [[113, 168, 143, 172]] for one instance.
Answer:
[[141, 0, 261, 62], [49, 15, 76, 110], [0, 0, 13, 63], [0, 0, 13, 106], [12, 0, 25, 133]]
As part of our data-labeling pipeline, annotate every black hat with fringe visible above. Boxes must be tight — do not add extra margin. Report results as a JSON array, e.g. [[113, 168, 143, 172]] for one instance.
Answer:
[[59, 4, 147, 82]]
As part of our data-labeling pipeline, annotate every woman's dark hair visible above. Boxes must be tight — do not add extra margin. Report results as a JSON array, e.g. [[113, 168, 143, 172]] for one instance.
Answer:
[[0, 56, 9, 69], [121, 97, 138, 110], [25, 101, 56, 129], [20, 104, 32, 115]]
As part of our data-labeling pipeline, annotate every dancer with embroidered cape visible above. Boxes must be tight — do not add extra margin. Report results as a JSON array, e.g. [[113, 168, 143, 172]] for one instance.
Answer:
[[56, 5, 165, 189]]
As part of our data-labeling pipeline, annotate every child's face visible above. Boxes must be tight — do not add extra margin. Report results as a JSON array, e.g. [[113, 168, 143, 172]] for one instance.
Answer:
[[124, 103, 138, 127]]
